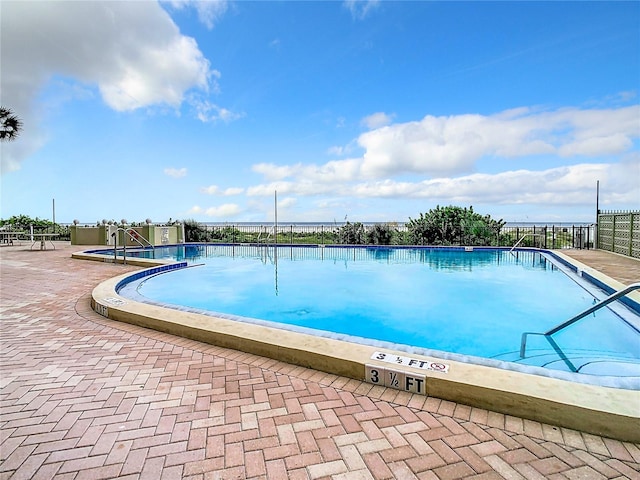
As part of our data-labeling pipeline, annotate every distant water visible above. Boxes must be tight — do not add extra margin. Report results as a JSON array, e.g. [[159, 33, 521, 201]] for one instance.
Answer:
[[202, 221, 593, 228], [61, 221, 593, 229]]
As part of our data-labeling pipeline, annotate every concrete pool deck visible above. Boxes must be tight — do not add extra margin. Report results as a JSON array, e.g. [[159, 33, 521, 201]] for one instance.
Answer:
[[1, 242, 639, 479]]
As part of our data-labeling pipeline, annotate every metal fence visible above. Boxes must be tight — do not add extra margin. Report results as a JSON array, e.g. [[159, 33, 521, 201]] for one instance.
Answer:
[[598, 211, 640, 259], [194, 223, 594, 250], [27, 221, 596, 251]]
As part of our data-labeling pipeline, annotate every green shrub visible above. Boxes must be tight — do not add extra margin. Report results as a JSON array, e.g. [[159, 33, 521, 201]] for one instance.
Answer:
[[183, 219, 209, 242], [407, 205, 505, 246], [366, 224, 395, 245], [337, 222, 366, 244]]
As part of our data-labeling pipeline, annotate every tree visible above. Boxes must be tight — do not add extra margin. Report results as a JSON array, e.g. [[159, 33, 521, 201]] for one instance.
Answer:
[[407, 205, 505, 246], [337, 221, 366, 244], [0, 214, 51, 229], [366, 224, 395, 245], [183, 219, 210, 242], [0, 107, 22, 141]]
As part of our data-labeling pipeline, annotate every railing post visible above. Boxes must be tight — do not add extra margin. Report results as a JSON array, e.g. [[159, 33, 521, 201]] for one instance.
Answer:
[[630, 213, 635, 257], [586, 226, 590, 250], [533, 226, 536, 248], [612, 215, 617, 253]]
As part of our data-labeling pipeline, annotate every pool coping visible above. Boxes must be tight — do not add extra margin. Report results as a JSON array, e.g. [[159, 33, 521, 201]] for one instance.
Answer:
[[84, 247, 640, 443]]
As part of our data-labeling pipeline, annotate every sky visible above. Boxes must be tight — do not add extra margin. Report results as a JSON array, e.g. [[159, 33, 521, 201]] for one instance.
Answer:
[[1, 0, 639, 225]]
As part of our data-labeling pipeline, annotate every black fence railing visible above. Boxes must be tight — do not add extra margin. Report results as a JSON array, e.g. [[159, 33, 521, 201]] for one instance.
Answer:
[[191, 223, 594, 249], [7, 223, 593, 250]]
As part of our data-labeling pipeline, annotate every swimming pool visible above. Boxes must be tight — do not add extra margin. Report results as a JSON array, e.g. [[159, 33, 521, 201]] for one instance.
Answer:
[[107, 244, 640, 381]]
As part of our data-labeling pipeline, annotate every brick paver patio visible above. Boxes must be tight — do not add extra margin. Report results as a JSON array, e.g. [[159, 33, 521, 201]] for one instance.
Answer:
[[1, 243, 639, 479]]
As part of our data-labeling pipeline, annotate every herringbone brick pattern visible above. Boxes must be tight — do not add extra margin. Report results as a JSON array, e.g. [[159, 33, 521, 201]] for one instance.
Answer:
[[1, 243, 639, 479]]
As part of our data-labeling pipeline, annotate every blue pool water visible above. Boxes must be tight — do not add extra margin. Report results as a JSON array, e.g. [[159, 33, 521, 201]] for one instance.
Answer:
[[112, 245, 640, 380]]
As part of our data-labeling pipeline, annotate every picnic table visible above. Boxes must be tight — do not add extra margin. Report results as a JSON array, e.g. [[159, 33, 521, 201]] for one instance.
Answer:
[[0, 231, 25, 245], [30, 233, 60, 250]]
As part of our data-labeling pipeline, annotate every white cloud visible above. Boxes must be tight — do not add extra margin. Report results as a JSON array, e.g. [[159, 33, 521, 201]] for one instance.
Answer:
[[167, 0, 229, 29], [343, 0, 381, 20], [247, 181, 334, 197], [187, 203, 241, 217], [587, 90, 637, 107], [164, 167, 187, 178], [355, 106, 640, 178], [252, 163, 301, 181], [253, 105, 639, 184], [0, 1, 219, 173], [224, 187, 245, 196], [252, 158, 363, 184], [201, 185, 220, 195], [206, 204, 242, 217], [327, 146, 346, 156], [192, 98, 244, 123], [201, 185, 245, 195], [361, 112, 395, 129], [278, 197, 297, 209], [241, 104, 639, 216], [327, 138, 358, 157], [245, 159, 639, 208]]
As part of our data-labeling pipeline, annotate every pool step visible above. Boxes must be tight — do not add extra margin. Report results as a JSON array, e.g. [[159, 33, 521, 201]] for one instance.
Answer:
[[493, 349, 640, 377]]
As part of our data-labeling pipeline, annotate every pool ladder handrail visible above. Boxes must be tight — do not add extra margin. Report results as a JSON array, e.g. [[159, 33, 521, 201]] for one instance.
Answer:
[[256, 225, 273, 244], [519, 282, 640, 360], [111, 227, 155, 264], [124, 228, 155, 251], [509, 233, 546, 254]]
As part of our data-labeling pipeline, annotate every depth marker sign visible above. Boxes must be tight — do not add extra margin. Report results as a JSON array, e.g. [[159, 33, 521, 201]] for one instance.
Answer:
[[365, 365, 426, 395], [370, 351, 449, 373]]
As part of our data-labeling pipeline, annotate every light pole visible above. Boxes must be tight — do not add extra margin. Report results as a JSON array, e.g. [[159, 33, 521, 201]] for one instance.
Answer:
[[595, 180, 600, 249]]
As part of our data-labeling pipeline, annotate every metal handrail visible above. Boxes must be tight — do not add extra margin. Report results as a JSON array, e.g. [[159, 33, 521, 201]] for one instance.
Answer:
[[509, 233, 546, 253], [110, 227, 155, 264], [256, 225, 273, 244], [520, 282, 640, 358], [125, 228, 154, 250]]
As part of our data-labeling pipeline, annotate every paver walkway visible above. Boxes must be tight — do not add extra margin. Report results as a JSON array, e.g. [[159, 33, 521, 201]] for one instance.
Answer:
[[1, 243, 639, 479], [560, 249, 640, 286]]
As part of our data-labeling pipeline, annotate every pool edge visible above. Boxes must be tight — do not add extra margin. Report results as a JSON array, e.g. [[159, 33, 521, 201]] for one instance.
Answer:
[[72, 250, 177, 267], [91, 260, 640, 443]]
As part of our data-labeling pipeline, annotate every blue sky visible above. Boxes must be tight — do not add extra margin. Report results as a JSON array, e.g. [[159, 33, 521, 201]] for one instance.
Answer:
[[1, 0, 638, 225]]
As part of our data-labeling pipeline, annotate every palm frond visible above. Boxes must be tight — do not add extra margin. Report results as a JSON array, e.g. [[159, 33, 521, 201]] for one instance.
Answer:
[[0, 107, 23, 141]]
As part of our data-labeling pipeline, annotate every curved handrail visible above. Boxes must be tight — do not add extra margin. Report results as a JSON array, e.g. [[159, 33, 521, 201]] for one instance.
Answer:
[[110, 227, 155, 264], [520, 282, 640, 359], [509, 233, 545, 254], [125, 228, 154, 250], [256, 225, 273, 244]]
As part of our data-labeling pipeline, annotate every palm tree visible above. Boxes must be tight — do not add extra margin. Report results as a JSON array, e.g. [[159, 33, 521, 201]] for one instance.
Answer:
[[0, 107, 22, 141]]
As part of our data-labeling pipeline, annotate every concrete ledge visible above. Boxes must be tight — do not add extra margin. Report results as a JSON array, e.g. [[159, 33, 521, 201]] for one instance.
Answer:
[[92, 267, 640, 443], [550, 251, 640, 313], [72, 250, 175, 268]]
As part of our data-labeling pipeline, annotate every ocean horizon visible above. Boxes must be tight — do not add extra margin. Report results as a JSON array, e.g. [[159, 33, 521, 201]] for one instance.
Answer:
[[200, 221, 594, 228]]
